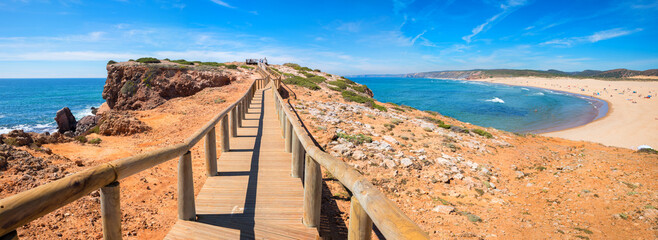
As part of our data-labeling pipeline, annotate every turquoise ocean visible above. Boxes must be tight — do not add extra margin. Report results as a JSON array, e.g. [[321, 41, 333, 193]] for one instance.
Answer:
[[352, 77, 607, 133], [0, 78, 106, 134], [0, 77, 606, 134]]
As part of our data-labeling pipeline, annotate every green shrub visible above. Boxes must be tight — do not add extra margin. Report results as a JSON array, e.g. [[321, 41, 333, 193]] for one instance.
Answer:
[[198, 62, 226, 67], [351, 85, 369, 93], [170, 59, 194, 65], [88, 125, 100, 134], [214, 98, 226, 104], [313, 69, 321, 72], [328, 86, 342, 92], [373, 103, 387, 112], [120, 81, 137, 96], [341, 77, 356, 85], [472, 129, 493, 138], [420, 116, 444, 125], [341, 90, 372, 104], [226, 64, 238, 69], [328, 80, 348, 90], [240, 65, 254, 69], [283, 76, 320, 90], [307, 76, 326, 83], [136, 57, 161, 63], [425, 110, 439, 116], [268, 67, 282, 74], [75, 136, 88, 143], [637, 148, 658, 154], [336, 132, 372, 144], [284, 63, 301, 69], [89, 138, 102, 144], [300, 71, 316, 78], [439, 124, 451, 129], [393, 106, 405, 112], [107, 60, 117, 65], [128, 59, 135, 61]]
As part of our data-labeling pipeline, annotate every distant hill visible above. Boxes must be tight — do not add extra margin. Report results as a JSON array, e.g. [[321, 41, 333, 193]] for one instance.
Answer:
[[352, 68, 658, 80]]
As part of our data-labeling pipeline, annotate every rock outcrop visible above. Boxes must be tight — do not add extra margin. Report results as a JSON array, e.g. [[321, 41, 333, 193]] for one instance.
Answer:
[[98, 111, 150, 136], [75, 115, 101, 136], [103, 64, 239, 110], [54, 107, 76, 133]]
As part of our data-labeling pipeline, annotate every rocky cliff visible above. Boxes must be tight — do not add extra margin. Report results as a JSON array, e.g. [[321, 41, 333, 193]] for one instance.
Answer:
[[103, 63, 241, 110]]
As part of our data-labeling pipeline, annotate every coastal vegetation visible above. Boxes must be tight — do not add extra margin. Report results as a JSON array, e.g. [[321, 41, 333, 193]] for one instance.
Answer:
[[107, 60, 117, 65], [136, 57, 161, 63], [403, 68, 658, 81], [341, 90, 386, 111]]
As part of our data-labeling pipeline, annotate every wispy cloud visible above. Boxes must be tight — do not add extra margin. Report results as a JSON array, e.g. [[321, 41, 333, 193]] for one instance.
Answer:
[[336, 21, 362, 33], [462, 0, 527, 43], [542, 28, 643, 47], [210, 0, 234, 9]]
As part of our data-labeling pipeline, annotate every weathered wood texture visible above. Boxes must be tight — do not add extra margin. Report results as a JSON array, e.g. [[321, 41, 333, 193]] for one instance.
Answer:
[[178, 151, 196, 221], [165, 86, 318, 239], [302, 155, 322, 228], [205, 127, 218, 177], [348, 196, 373, 240], [272, 73, 430, 239], [100, 182, 122, 240]]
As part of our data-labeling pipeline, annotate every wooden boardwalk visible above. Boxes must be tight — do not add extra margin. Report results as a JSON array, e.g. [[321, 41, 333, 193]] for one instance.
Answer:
[[165, 87, 319, 239]]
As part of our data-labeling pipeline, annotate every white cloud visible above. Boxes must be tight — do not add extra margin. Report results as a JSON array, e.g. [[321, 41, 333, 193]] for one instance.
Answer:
[[210, 0, 234, 9], [410, 30, 427, 45], [587, 28, 642, 42], [542, 28, 643, 47], [462, 0, 527, 43]]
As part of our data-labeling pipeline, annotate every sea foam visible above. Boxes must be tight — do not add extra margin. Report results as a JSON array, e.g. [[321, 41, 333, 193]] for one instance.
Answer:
[[485, 97, 505, 103]]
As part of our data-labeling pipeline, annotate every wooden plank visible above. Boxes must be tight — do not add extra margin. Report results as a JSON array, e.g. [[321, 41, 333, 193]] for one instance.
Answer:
[[165, 87, 318, 240]]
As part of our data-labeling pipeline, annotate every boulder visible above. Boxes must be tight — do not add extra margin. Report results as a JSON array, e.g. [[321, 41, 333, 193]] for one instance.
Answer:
[[55, 107, 77, 133], [352, 150, 366, 160], [75, 115, 101, 135]]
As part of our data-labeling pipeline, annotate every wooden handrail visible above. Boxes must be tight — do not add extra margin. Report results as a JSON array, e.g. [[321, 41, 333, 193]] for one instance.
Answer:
[[262, 63, 429, 240], [0, 76, 266, 237]]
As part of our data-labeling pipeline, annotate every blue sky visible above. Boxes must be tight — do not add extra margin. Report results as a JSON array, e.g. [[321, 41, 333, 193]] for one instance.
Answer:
[[0, 0, 657, 77]]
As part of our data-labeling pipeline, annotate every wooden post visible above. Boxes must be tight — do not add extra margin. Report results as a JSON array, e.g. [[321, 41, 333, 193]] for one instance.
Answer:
[[237, 101, 243, 127], [348, 196, 373, 240], [100, 181, 121, 240], [178, 151, 196, 221], [281, 114, 287, 138], [284, 118, 292, 153], [231, 106, 238, 137], [220, 115, 230, 152], [205, 127, 217, 176], [291, 135, 304, 178], [0, 231, 17, 240], [302, 155, 321, 228]]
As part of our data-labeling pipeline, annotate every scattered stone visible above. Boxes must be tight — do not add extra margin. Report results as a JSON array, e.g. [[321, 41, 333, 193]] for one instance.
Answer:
[[383, 135, 399, 145], [98, 111, 151, 136], [432, 205, 455, 214], [400, 158, 413, 167], [515, 171, 525, 179], [352, 150, 366, 160]]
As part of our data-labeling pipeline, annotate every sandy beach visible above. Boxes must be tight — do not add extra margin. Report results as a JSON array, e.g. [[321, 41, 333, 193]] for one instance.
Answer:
[[472, 77, 658, 149]]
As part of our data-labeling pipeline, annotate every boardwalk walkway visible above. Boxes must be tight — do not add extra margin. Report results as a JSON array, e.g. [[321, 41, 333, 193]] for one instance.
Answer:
[[165, 86, 318, 239]]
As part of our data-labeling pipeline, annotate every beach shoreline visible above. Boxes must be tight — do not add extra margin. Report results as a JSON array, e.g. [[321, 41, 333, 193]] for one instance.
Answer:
[[469, 76, 658, 149]]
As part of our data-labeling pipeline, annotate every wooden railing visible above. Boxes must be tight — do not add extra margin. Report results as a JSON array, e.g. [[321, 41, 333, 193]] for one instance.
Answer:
[[260, 62, 429, 239], [0, 76, 269, 239]]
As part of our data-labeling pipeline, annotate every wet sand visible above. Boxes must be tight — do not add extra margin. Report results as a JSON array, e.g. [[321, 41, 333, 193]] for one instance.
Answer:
[[471, 77, 658, 149]]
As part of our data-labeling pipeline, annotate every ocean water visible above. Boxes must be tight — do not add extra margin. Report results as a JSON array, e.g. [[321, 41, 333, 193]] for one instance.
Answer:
[[352, 77, 607, 133], [0, 78, 106, 134]]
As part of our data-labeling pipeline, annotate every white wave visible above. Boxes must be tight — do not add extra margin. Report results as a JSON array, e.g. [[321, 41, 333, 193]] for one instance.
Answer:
[[528, 92, 544, 96], [0, 122, 58, 134], [72, 106, 95, 120], [0, 114, 4, 119], [485, 97, 505, 103], [521, 88, 530, 91]]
